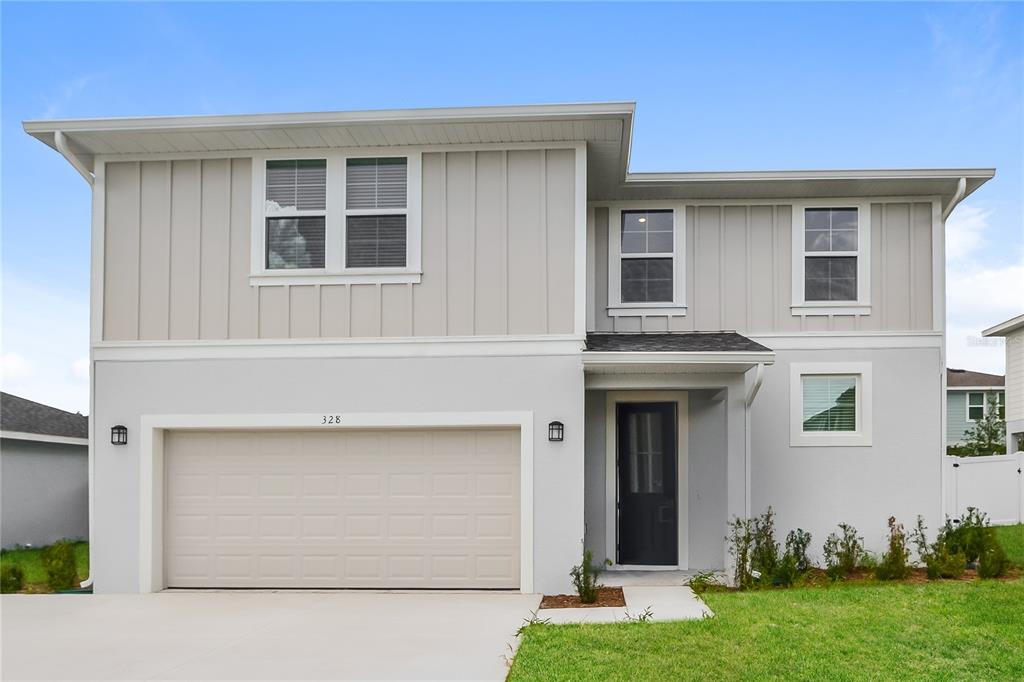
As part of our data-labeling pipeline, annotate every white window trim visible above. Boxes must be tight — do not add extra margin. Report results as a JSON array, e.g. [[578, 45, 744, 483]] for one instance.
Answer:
[[967, 391, 986, 421], [250, 150, 422, 286], [790, 362, 873, 447], [606, 203, 687, 316], [791, 201, 871, 316]]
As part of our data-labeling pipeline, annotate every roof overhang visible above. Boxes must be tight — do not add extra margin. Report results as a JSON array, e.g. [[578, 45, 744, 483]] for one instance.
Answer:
[[23, 102, 635, 197], [0, 430, 88, 446], [946, 386, 1005, 392], [583, 350, 775, 374], [983, 313, 1024, 337]]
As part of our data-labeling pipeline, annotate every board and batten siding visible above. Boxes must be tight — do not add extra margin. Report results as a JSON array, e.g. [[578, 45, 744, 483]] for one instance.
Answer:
[[101, 149, 576, 341], [588, 202, 936, 334]]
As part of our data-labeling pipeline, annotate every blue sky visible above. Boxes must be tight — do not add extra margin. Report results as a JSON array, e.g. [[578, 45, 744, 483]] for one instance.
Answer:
[[2, 2, 1022, 413]]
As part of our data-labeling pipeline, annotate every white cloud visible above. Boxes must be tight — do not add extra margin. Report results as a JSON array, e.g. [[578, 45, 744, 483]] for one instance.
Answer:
[[1, 353, 33, 383], [944, 202, 1024, 375]]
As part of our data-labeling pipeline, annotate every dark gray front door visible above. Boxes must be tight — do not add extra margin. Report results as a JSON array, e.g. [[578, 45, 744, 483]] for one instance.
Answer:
[[616, 402, 677, 565]]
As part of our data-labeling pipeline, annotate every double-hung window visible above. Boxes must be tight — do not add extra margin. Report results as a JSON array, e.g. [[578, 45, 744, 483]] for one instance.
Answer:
[[792, 202, 870, 314], [608, 206, 685, 314], [967, 392, 986, 421], [253, 153, 421, 285], [790, 363, 872, 446]]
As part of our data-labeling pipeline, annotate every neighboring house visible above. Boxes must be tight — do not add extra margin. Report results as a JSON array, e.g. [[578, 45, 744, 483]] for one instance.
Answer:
[[983, 314, 1024, 453], [24, 102, 994, 594], [1, 392, 89, 548], [945, 368, 1005, 447]]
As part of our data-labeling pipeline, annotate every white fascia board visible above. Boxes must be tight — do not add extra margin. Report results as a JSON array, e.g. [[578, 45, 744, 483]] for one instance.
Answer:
[[582, 351, 775, 368], [0, 431, 89, 446], [23, 101, 636, 134], [625, 168, 996, 183], [946, 386, 1005, 392], [982, 314, 1024, 337]]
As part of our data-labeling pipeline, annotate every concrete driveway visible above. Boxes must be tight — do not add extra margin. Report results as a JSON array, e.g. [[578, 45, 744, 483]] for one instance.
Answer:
[[1, 591, 542, 680]]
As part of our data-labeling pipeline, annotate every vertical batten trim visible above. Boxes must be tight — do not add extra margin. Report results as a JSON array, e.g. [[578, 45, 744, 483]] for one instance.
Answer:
[[345, 283, 352, 337], [285, 284, 292, 337], [771, 205, 779, 330], [931, 199, 943, 332], [540, 150, 549, 333], [693, 207, 701, 329], [224, 160, 233, 339], [93, 161, 107, 343], [135, 161, 143, 341], [880, 204, 888, 329], [469, 152, 477, 335], [501, 150, 509, 334], [908, 203, 917, 329], [745, 206, 752, 333], [195, 161, 204, 339], [376, 283, 383, 336], [314, 284, 322, 337], [407, 282, 414, 336], [574, 144, 588, 336], [163, 160, 172, 340], [440, 152, 448, 336], [717, 205, 725, 330], [585, 204, 596, 332]]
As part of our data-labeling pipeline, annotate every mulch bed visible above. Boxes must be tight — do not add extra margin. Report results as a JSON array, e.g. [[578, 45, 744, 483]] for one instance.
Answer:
[[540, 586, 626, 608]]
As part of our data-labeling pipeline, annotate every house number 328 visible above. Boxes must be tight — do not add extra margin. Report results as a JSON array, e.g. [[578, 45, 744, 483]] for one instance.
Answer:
[[321, 415, 342, 424]]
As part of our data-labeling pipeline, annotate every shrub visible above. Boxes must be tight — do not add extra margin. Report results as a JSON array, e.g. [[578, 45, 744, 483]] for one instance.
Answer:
[[771, 552, 800, 587], [750, 507, 780, 579], [785, 528, 812, 572], [687, 570, 725, 594], [41, 540, 79, 592], [569, 549, 602, 604], [875, 516, 912, 581], [925, 544, 967, 579], [726, 516, 754, 589], [978, 528, 1009, 579], [940, 508, 990, 564], [1, 564, 25, 593], [823, 523, 866, 579]]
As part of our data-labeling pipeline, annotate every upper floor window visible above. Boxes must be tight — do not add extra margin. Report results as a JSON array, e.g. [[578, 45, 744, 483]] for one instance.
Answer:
[[791, 202, 870, 315], [968, 391, 1004, 421], [607, 205, 686, 315], [252, 152, 422, 285]]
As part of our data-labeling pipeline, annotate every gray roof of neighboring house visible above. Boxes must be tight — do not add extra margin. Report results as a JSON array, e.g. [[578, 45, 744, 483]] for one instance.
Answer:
[[585, 332, 772, 354], [946, 368, 1005, 388], [1, 392, 88, 439]]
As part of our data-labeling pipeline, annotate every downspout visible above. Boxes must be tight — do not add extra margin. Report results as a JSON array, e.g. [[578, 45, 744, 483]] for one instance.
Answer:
[[743, 362, 766, 519], [54, 131, 94, 186], [56, 130, 95, 589], [941, 177, 967, 221]]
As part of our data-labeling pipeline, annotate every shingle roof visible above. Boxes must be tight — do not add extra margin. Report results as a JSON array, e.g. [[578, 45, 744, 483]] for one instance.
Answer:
[[946, 368, 1004, 388], [1, 393, 88, 439], [585, 332, 772, 354]]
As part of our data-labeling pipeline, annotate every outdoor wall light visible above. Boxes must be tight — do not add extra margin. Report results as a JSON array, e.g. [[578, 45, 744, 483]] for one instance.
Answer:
[[111, 425, 128, 445], [548, 421, 564, 442]]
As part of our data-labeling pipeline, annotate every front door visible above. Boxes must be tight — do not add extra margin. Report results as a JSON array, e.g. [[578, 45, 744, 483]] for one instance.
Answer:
[[616, 402, 677, 565]]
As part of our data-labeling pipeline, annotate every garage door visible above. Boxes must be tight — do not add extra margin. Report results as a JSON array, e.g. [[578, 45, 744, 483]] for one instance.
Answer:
[[164, 428, 520, 589]]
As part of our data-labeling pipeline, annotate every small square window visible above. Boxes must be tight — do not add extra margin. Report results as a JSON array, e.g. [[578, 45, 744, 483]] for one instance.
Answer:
[[802, 375, 857, 432]]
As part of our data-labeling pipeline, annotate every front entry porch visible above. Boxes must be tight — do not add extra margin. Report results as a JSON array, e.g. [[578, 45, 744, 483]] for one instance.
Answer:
[[582, 332, 774, 575]]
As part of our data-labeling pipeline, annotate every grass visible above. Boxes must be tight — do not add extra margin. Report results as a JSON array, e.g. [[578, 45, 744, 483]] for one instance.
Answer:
[[0, 541, 89, 592], [511, 579, 1024, 681], [995, 524, 1024, 565]]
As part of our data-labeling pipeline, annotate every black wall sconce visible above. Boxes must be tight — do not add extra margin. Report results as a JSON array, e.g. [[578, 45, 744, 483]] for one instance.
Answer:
[[111, 425, 128, 445], [548, 421, 564, 442]]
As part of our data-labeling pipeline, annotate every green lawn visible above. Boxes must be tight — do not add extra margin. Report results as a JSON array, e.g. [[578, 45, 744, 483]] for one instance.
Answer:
[[0, 542, 89, 592], [996, 524, 1024, 565], [511, 529, 1024, 681]]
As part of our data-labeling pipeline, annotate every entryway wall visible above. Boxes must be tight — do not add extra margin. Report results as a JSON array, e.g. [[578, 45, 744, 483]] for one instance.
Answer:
[[583, 389, 727, 570]]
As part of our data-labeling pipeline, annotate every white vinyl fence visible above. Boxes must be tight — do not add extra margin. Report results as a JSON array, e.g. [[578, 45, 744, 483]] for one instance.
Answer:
[[946, 453, 1024, 525]]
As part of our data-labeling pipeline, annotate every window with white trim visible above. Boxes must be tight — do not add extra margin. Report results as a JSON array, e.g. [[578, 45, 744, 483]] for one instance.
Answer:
[[790, 363, 872, 446], [252, 152, 422, 285], [792, 202, 870, 314], [996, 392, 1006, 420], [620, 210, 673, 303], [967, 392, 985, 421], [607, 205, 685, 315]]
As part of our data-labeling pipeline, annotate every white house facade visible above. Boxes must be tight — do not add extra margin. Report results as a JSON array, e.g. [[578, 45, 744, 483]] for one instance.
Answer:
[[24, 103, 994, 593]]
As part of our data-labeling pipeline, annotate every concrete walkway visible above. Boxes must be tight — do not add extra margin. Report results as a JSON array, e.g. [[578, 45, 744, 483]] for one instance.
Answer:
[[539, 583, 714, 624], [1, 591, 541, 681]]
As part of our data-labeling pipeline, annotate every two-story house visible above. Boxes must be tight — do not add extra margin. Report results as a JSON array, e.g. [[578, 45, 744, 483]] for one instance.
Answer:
[[25, 103, 994, 594], [984, 314, 1024, 453], [945, 368, 1005, 448]]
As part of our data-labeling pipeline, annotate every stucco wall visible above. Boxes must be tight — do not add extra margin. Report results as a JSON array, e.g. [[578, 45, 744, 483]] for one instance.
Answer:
[[92, 354, 583, 594], [1, 438, 88, 548], [749, 346, 943, 560]]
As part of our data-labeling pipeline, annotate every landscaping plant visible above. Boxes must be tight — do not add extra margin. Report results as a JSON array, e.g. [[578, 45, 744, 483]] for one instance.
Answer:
[[750, 507, 780, 580], [771, 552, 800, 587], [726, 516, 754, 589], [823, 523, 866, 579], [949, 396, 1006, 456], [785, 528, 812, 572], [875, 516, 912, 581], [911, 516, 966, 579], [41, 540, 78, 591], [569, 549, 603, 604], [940, 508, 991, 564], [0, 564, 25, 593], [978, 528, 1009, 578]]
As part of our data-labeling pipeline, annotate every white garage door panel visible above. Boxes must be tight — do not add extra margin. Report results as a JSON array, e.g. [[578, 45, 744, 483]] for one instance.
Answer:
[[165, 428, 520, 588]]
